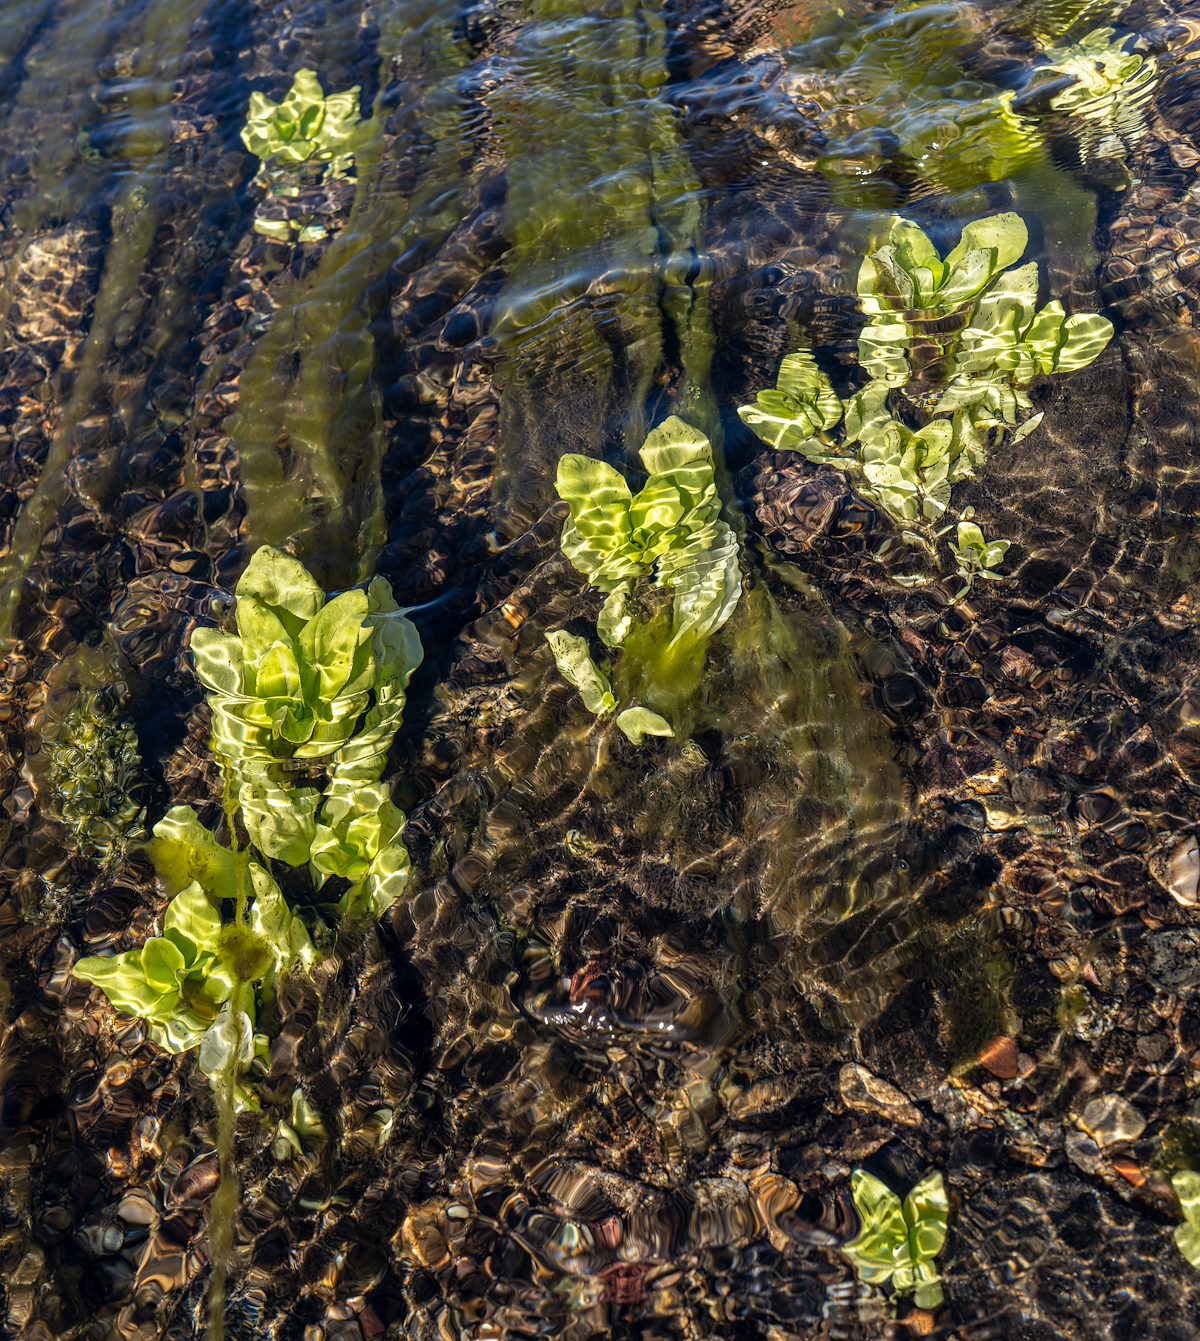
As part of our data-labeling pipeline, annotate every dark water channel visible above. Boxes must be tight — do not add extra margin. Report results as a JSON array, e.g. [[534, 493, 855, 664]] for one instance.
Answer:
[[4, 0, 1200, 1336]]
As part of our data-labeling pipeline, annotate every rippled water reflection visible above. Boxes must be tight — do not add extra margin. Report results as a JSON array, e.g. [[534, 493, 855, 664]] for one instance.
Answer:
[[4, 0, 1200, 1336]]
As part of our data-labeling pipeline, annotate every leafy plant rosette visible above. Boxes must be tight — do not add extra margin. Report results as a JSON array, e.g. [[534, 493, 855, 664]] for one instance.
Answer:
[[240, 68, 363, 242], [73, 806, 314, 1112], [843, 1169, 950, 1310], [191, 546, 423, 921], [72, 548, 422, 1111], [546, 416, 742, 744], [241, 68, 361, 177], [738, 211, 1114, 594]]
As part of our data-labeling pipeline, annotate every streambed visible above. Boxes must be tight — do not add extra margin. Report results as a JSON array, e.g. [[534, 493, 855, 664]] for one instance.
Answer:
[[2, 0, 1200, 1337]]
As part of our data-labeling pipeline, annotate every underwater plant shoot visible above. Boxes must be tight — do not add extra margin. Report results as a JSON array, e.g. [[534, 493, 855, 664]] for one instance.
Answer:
[[4, 0, 1200, 1337]]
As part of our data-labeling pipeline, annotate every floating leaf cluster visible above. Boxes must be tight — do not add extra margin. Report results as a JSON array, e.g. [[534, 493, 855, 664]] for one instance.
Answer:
[[547, 416, 742, 743], [843, 1169, 950, 1310], [739, 212, 1113, 593]]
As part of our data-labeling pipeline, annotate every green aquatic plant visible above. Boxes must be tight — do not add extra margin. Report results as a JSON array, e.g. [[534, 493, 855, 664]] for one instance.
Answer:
[[74, 805, 314, 1108], [940, 257, 1116, 426], [241, 68, 363, 244], [192, 546, 422, 911], [857, 212, 1032, 389], [1041, 27, 1155, 125], [737, 350, 843, 458], [1174, 1170, 1200, 1270], [844, 1169, 950, 1310], [739, 211, 1111, 593], [192, 546, 377, 762], [241, 69, 361, 175], [949, 520, 1011, 595], [73, 548, 417, 1341], [547, 417, 741, 743], [555, 416, 740, 649], [45, 689, 145, 861]]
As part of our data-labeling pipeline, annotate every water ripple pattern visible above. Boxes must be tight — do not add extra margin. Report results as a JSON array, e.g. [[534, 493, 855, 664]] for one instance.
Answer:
[[2, 0, 1200, 1338]]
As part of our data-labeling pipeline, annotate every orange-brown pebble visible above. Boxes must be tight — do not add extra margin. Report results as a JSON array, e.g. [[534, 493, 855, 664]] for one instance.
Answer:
[[979, 1035, 1019, 1080], [1112, 1157, 1147, 1188]]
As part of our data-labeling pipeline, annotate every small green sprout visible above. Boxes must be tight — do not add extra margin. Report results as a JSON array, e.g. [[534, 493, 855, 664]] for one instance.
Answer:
[[547, 418, 741, 744], [1174, 1170, 1200, 1270], [844, 1169, 950, 1310], [241, 69, 361, 175], [950, 520, 1012, 595], [274, 1087, 328, 1161]]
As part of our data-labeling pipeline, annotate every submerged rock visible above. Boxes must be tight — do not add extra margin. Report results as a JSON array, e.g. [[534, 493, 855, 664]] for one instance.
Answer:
[[1079, 1094, 1148, 1148], [838, 1063, 921, 1127]]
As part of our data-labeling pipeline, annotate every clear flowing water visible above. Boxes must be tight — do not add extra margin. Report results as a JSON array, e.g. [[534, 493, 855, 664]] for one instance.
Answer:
[[3, 0, 1200, 1336]]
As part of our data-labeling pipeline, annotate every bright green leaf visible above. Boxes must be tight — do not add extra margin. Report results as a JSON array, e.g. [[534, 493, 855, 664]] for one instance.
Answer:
[[615, 706, 675, 745]]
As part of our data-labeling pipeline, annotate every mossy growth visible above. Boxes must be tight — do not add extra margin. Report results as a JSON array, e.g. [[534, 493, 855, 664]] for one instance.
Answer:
[[46, 689, 145, 862]]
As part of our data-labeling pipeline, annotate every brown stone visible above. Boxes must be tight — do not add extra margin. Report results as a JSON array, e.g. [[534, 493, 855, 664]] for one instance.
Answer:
[[978, 1035, 1019, 1081]]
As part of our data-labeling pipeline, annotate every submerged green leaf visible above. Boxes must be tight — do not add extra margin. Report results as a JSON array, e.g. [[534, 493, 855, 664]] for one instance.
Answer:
[[615, 706, 675, 744], [545, 631, 616, 716], [150, 805, 238, 900], [1174, 1170, 1200, 1270], [738, 349, 845, 458]]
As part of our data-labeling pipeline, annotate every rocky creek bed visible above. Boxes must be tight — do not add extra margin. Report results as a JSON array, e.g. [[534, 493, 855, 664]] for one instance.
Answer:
[[4, 0, 1200, 1337]]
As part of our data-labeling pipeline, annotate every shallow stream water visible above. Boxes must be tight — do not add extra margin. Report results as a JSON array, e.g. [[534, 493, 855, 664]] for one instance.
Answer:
[[4, 0, 1200, 1336]]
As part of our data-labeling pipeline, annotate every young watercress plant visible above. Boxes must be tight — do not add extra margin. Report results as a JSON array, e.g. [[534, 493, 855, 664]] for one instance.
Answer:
[[738, 212, 1114, 595], [844, 1169, 950, 1310], [547, 417, 742, 744], [241, 69, 361, 176]]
